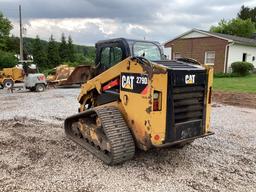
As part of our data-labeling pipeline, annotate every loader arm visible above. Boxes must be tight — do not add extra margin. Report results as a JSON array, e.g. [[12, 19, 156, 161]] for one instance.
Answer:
[[78, 57, 166, 104]]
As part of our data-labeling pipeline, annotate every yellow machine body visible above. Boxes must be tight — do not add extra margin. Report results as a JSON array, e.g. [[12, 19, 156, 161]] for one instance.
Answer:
[[64, 38, 214, 165], [77, 58, 213, 150]]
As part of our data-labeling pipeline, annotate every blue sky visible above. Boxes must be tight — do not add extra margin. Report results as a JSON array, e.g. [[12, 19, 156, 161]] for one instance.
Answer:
[[1, 0, 256, 45]]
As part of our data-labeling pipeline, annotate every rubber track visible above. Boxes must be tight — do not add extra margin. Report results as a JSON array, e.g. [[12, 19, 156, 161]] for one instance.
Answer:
[[95, 107, 135, 165], [64, 106, 135, 165]]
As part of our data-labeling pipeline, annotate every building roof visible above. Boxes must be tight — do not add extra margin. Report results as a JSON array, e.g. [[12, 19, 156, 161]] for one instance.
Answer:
[[164, 29, 256, 47]]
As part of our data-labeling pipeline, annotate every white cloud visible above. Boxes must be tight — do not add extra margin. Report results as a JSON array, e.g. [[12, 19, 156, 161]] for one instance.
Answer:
[[126, 24, 151, 35], [4, 0, 255, 45], [10, 18, 123, 44]]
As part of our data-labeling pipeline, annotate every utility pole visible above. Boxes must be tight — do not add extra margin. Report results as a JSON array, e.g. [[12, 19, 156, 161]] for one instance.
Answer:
[[19, 5, 24, 61]]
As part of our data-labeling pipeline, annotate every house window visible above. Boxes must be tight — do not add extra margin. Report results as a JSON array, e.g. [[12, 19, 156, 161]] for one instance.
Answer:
[[205, 51, 215, 64], [174, 52, 181, 60], [242, 53, 247, 62]]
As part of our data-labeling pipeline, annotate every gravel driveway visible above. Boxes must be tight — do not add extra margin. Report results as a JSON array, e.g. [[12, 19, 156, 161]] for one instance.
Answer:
[[0, 88, 255, 192]]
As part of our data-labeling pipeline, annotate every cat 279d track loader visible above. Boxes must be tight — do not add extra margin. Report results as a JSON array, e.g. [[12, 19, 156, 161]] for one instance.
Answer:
[[64, 38, 214, 165]]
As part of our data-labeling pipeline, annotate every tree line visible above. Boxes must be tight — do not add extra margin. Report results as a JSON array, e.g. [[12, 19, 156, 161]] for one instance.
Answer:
[[210, 5, 256, 38], [33, 34, 76, 70], [0, 11, 95, 71]]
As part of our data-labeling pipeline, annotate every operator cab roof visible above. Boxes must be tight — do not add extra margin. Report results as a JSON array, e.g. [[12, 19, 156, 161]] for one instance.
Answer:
[[95, 38, 165, 61], [95, 38, 161, 46]]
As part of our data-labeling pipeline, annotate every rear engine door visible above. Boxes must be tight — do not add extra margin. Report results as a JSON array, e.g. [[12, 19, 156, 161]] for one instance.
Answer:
[[166, 69, 208, 142]]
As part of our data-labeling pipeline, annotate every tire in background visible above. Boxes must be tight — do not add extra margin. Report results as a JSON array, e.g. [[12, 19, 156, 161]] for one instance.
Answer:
[[35, 84, 45, 92], [3, 79, 14, 89]]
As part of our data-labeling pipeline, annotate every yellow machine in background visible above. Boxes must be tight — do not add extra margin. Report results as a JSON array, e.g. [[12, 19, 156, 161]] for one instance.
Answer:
[[47, 65, 75, 82], [47, 64, 91, 87], [0, 67, 24, 88], [64, 38, 214, 165]]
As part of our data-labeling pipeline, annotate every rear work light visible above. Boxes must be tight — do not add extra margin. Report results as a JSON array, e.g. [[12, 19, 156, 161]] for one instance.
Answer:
[[153, 91, 162, 111]]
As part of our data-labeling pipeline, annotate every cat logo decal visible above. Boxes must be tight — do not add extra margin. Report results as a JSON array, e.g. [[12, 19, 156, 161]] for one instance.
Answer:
[[185, 74, 195, 84], [121, 75, 134, 90]]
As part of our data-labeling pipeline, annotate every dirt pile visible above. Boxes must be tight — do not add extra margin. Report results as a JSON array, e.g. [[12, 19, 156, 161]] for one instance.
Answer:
[[213, 91, 256, 108]]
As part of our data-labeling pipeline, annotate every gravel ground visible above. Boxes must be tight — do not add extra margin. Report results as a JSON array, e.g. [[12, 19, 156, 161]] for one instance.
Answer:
[[0, 88, 255, 192], [0, 87, 80, 124]]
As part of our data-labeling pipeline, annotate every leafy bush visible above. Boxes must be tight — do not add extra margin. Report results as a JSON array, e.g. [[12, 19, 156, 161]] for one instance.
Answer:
[[0, 50, 18, 69], [231, 61, 254, 76]]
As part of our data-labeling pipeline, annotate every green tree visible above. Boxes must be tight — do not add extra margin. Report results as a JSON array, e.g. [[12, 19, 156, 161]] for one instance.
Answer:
[[0, 50, 17, 69], [5, 35, 20, 53], [59, 33, 68, 62], [0, 12, 12, 50], [84, 47, 96, 64], [32, 35, 47, 69], [67, 35, 75, 62], [47, 35, 60, 68], [238, 5, 256, 23], [210, 18, 255, 38], [74, 53, 86, 64]]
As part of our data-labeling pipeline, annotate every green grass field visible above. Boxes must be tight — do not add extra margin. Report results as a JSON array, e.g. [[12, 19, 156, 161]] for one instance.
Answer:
[[213, 74, 256, 93]]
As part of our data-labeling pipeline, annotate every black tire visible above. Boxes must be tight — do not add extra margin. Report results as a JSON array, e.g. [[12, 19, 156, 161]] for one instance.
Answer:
[[0, 84, 3, 89], [35, 84, 45, 92], [3, 79, 14, 89]]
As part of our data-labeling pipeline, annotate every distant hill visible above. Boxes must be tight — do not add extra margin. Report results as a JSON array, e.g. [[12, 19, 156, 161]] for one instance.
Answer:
[[1, 36, 96, 69], [23, 37, 96, 60]]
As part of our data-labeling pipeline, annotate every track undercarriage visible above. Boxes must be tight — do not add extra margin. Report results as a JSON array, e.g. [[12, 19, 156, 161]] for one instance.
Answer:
[[64, 106, 135, 165]]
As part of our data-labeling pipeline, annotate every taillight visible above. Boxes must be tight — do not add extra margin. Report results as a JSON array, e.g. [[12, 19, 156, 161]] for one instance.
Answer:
[[153, 91, 162, 111], [37, 75, 45, 81], [154, 134, 160, 141]]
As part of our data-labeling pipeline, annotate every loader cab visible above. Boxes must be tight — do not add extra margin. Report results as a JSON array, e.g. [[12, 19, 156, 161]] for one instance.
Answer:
[[95, 38, 165, 74]]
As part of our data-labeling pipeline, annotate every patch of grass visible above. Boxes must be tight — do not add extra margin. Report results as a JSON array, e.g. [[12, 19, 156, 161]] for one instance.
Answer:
[[213, 74, 256, 93], [214, 72, 239, 78]]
